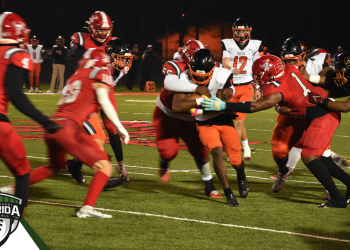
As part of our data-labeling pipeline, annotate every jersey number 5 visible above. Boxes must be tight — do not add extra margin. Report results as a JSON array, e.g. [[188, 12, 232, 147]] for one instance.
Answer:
[[58, 80, 82, 105], [291, 72, 311, 97], [233, 56, 247, 74]]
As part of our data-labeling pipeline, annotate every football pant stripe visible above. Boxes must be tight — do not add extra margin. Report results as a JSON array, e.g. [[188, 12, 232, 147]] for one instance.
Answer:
[[83, 121, 97, 135]]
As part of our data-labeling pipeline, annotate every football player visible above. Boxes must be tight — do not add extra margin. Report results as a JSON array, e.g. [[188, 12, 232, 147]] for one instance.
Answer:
[[221, 18, 263, 161], [2, 49, 130, 218], [270, 38, 348, 180], [0, 12, 61, 216], [203, 55, 350, 208], [170, 49, 247, 207], [156, 40, 221, 198], [68, 12, 131, 183], [26, 35, 47, 92]]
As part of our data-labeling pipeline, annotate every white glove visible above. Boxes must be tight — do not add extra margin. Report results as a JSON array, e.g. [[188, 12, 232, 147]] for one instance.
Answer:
[[115, 121, 130, 144]]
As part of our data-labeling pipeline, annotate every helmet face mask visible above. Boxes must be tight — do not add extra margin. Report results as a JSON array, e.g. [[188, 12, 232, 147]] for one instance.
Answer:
[[188, 49, 215, 85], [105, 38, 133, 73], [86, 11, 113, 43], [333, 52, 350, 87], [281, 37, 307, 69], [232, 18, 252, 44]]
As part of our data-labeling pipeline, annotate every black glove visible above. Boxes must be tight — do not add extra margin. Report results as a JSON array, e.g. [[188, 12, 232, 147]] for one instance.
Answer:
[[45, 121, 63, 134]]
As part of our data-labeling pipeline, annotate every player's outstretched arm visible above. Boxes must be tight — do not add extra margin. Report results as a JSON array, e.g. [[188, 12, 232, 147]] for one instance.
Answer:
[[5, 65, 61, 134], [95, 84, 130, 144], [308, 92, 350, 112], [203, 92, 283, 113]]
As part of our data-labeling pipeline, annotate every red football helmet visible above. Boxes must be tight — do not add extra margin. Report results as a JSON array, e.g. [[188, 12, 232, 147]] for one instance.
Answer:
[[0, 12, 31, 48], [181, 40, 205, 64], [78, 48, 112, 71], [252, 55, 284, 86], [86, 11, 113, 43]]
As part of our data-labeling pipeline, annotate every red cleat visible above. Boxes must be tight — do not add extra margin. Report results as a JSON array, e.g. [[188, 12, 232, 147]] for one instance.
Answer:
[[208, 190, 223, 198], [158, 168, 170, 182]]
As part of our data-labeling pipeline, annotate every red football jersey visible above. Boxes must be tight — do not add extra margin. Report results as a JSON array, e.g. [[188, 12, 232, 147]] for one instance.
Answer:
[[53, 67, 113, 125], [71, 32, 117, 50], [263, 65, 328, 118], [0, 47, 34, 115]]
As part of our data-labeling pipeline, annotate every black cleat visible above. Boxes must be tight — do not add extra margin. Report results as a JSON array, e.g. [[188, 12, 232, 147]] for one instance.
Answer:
[[103, 178, 125, 191], [226, 193, 239, 207], [317, 198, 347, 208], [237, 173, 248, 198], [66, 159, 86, 184]]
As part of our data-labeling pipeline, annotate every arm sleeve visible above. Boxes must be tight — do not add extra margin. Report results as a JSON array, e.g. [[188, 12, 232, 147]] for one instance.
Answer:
[[164, 74, 197, 92], [5, 65, 53, 128]]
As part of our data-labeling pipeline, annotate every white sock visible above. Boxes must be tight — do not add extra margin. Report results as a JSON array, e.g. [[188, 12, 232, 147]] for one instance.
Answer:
[[82, 205, 93, 210], [198, 162, 213, 181], [241, 139, 249, 146], [286, 147, 302, 171]]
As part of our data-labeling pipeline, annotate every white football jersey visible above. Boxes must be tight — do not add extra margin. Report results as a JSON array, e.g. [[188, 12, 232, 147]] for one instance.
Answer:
[[26, 45, 44, 63], [221, 39, 262, 84], [178, 67, 234, 121], [305, 49, 330, 75]]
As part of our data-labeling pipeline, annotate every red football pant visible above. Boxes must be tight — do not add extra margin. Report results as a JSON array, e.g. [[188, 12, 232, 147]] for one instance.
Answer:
[[44, 119, 109, 170], [153, 107, 207, 161], [299, 112, 341, 158], [30, 63, 41, 88], [270, 114, 308, 159], [0, 122, 30, 176]]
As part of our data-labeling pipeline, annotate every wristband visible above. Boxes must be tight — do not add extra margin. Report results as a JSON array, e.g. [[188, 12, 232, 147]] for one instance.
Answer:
[[190, 108, 203, 116], [309, 75, 321, 84], [321, 98, 330, 108], [195, 98, 203, 106]]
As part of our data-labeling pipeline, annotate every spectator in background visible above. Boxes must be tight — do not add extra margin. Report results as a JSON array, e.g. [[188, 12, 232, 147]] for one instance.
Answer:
[[140, 44, 156, 91], [331, 46, 344, 66], [259, 47, 270, 56], [47, 36, 67, 94], [26, 36, 47, 93], [126, 44, 142, 91], [173, 47, 182, 61], [205, 44, 209, 49]]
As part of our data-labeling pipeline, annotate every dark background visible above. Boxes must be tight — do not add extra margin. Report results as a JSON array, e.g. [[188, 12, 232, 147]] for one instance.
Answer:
[[2, 0, 348, 56]]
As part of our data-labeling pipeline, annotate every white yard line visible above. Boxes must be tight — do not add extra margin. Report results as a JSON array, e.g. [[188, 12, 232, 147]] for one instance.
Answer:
[[27, 199, 350, 243]]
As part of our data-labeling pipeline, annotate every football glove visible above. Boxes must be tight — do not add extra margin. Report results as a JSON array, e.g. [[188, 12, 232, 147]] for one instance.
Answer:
[[202, 96, 226, 111], [308, 92, 330, 108]]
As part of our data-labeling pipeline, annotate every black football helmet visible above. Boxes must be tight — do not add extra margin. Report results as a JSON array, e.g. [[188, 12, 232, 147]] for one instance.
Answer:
[[232, 18, 252, 43], [105, 38, 133, 73], [333, 51, 350, 88], [188, 49, 215, 85], [281, 37, 307, 69], [56, 36, 65, 44]]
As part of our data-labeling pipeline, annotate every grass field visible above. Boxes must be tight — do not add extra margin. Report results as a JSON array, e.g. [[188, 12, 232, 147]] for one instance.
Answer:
[[1, 86, 350, 249]]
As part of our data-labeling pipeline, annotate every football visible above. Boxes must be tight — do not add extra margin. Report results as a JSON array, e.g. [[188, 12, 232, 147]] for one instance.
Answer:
[[185, 93, 202, 108]]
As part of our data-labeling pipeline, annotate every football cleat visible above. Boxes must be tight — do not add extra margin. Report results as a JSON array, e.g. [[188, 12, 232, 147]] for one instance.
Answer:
[[340, 157, 350, 170], [270, 172, 293, 180], [116, 164, 130, 182], [272, 168, 292, 193], [66, 159, 86, 184], [237, 173, 249, 198], [0, 185, 15, 195], [28, 89, 33, 93], [317, 199, 347, 208], [103, 178, 125, 191], [158, 167, 170, 182], [226, 194, 239, 207], [35, 88, 41, 93], [205, 185, 223, 199], [77, 206, 112, 218]]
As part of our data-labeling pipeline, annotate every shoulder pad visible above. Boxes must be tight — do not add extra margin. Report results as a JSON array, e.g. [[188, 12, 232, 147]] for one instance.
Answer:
[[71, 32, 85, 46], [215, 61, 222, 68], [4, 49, 34, 71], [92, 69, 113, 86], [216, 68, 232, 84], [162, 61, 185, 76], [316, 48, 329, 54]]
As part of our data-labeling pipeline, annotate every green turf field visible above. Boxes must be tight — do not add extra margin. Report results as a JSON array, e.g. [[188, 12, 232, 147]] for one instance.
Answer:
[[1, 87, 350, 249]]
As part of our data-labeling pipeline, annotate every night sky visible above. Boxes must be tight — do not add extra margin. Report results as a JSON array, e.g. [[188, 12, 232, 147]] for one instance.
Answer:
[[2, 0, 349, 56]]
